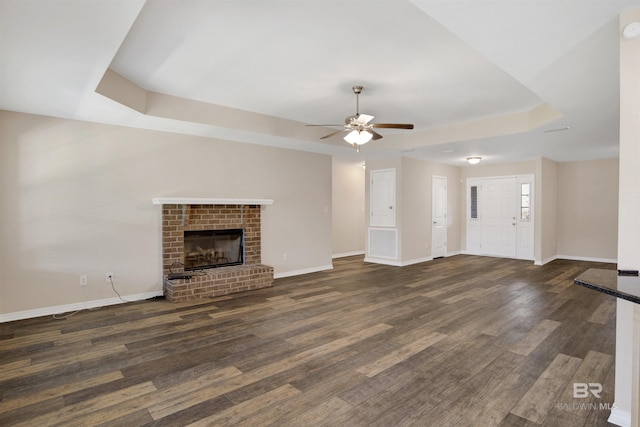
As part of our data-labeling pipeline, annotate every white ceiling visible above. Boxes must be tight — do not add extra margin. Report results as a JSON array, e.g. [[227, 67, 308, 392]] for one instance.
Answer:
[[1, 0, 638, 165]]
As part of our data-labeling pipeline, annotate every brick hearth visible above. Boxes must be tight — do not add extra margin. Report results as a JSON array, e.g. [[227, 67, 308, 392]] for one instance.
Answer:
[[161, 203, 273, 302]]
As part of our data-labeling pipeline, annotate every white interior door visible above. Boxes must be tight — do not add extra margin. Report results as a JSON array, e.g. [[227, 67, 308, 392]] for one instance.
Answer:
[[482, 177, 517, 257], [370, 169, 396, 227], [432, 176, 447, 258]]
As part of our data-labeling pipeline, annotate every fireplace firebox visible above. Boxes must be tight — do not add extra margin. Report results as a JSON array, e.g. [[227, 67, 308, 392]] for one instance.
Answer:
[[183, 229, 244, 270]]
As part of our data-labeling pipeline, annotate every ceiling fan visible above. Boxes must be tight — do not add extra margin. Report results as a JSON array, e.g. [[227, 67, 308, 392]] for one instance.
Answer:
[[308, 85, 414, 151]]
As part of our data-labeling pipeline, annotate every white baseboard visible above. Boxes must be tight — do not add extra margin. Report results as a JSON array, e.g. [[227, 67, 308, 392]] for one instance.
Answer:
[[332, 251, 365, 259], [608, 407, 630, 427], [536, 255, 617, 266], [0, 291, 164, 323], [400, 257, 432, 266], [364, 257, 402, 266], [557, 254, 617, 264], [365, 255, 467, 267], [274, 264, 333, 279], [535, 255, 557, 266]]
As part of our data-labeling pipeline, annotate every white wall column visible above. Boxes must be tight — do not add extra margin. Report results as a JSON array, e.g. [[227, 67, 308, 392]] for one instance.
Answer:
[[612, 9, 640, 427]]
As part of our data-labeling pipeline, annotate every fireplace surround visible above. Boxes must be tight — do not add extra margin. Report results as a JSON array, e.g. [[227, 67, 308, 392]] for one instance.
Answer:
[[154, 198, 274, 302]]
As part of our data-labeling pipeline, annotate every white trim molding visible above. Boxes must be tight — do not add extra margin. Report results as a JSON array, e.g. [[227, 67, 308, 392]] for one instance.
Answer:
[[400, 257, 433, 267], [152, 197, 273, 205], [364, 257, 402, 266], [332, 251, 365, 259], [274, 264, 333, 279], [557, 254, 617, 264], [608, 407, 631, 427], [0, 291, 164, 323]]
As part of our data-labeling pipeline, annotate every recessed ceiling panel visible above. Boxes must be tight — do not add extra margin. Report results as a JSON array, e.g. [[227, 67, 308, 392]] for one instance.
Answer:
[[110, 0, 544, 130]]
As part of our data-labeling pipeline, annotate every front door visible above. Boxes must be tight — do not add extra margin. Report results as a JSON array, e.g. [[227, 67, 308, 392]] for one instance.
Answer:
[[432, 176, 447, 258], [482, 177, 517, 257]]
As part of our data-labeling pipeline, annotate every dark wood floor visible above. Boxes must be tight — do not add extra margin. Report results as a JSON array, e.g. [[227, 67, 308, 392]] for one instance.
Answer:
[[0, 255, 618, 426]]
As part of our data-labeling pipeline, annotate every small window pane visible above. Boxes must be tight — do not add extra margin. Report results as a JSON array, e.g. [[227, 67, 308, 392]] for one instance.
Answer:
[[470, 186, 478, 219], [520, 182, 531, 221]]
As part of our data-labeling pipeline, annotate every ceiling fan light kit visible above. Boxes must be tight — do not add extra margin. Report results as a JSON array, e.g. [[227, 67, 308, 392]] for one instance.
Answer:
[[344, 129, 373, 145], [309, 85, 414, 151]]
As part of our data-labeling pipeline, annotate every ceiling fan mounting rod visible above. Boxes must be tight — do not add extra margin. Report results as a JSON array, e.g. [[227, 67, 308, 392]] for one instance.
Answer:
[[353, 85, 363, 116]]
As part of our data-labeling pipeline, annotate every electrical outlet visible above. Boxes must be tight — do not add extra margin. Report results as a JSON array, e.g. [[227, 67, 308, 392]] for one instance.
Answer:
[[282, 253, 288, 261], [80, 275, 88, 286], [105, 272, 114, 283]]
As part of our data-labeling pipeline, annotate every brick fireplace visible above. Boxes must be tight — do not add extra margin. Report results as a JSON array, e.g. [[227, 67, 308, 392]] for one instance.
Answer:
[[155, 198, 274, 302]]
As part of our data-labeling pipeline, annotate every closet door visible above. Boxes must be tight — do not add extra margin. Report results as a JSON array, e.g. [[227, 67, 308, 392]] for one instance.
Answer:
[[370, 168, 396, 227], [432, 176, 447, 258]]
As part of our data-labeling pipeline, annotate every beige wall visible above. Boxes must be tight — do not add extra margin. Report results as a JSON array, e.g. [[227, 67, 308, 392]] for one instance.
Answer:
[[458, 158, 618, 264], [0, 110, 332, 317], [365, 156, 618, 266], [364, 157, 460, 265], [461, 160, 536, 179], [401, 157, 461, 262], [332, 157, 365, 257], [538, 157, 559, 264], [557, 159, 618, 261]]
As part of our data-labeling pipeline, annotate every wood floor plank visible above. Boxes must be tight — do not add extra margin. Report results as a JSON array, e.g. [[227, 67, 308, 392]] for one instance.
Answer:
[[455, 372, 534, 427], [511, 353, 583, 423], [0, 343, 127, 382], [509, 319, 561, 356], [186, 383, 302, 427], [556, 350, 614, 416], [588, 298, 616, 324], [0, 370, 124, 414], [12, 381, 158, 427], [356, 331, 446, 377]]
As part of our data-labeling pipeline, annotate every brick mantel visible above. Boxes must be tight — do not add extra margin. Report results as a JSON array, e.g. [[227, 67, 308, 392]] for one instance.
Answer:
[[158, 201, 274, 302]]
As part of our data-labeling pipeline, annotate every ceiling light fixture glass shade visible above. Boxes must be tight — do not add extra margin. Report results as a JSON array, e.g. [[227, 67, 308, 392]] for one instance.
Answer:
[[344, 130, 373, 145], [466, 156, 482, 165]]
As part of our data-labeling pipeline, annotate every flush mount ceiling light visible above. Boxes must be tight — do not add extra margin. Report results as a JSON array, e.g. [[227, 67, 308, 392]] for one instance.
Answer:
[[466, 156, 482, 165], [623, 21, 640, 40]]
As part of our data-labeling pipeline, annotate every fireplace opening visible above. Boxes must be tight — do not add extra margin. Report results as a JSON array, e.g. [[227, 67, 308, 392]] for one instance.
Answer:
[[184, 229, 244, 270]]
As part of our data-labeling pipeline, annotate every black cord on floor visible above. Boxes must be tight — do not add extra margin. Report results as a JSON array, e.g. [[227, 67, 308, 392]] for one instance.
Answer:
[[109, 276, 133, 303]]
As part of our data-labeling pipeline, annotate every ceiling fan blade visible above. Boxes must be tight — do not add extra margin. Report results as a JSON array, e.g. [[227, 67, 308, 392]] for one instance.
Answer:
[[370, 129, 383, 140], [371, 123, 414, 129], [356, 114, 374, 125], [320, 129, 346, 139]]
